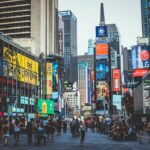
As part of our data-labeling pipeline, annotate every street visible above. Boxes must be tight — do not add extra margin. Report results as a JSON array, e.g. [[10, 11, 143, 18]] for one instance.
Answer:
[[0, 129, 149, 150]]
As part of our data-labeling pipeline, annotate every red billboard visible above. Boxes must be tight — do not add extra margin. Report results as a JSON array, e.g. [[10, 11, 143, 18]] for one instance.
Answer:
[[132, 69, 149, 77], [112, 69, 121, 92]]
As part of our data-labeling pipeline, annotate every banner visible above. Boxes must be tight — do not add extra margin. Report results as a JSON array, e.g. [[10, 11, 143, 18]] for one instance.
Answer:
[[96, 81, 109, 101], [46, 63, 52, 95], [3, 47, 38, 85], [112, 69, 121, 92], [96, 59, 109, 80], [38, 99, 54, 114], [96, 43, 108, 59]]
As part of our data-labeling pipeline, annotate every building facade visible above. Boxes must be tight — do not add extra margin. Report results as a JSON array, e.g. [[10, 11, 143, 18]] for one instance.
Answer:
[[59, 10, 77, 81], [0, 34, 39, 118], [141, 0, 150, 42], [0, 0, 58, 56]]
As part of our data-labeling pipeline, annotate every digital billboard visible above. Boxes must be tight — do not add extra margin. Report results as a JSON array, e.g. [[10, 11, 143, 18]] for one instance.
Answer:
[[96, 81, 109, 101], [112, 69, 121, 92], [3, 46, 39, 85], [96, 26, 107, 37], [90, 70, 95, 102], [38, 99, 54, 114], [96, 59, 109, 80], [52, 62, 58, 99], [132, 68, 149, 77], [87, 69, 91, 103], [96, 43, 108, 59], [132, 45, 150, 69], [46, 63, 52, 95], [113, 95, 122, 110]]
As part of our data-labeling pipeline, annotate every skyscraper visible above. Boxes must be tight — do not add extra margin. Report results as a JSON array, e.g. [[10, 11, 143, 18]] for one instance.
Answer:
[[59, 10, 77, 81], [141, 0, 150, 41], [0, 0, 58, 56]]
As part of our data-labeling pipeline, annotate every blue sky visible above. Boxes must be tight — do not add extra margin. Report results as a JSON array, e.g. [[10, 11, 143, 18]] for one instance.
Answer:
[[59, 0, 142, 55]]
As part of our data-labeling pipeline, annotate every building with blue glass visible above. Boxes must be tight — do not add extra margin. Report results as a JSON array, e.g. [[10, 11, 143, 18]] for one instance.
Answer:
[[59, 10, 77, 81], [141, 0, 150, 41]]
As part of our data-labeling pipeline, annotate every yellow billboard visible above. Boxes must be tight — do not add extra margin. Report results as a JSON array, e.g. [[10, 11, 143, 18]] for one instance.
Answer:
[[3, 47, 39, 85], [46, 63, 52, 95]]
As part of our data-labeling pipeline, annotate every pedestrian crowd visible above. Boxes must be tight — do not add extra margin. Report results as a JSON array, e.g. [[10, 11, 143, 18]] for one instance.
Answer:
[[0, 117, 68, 146]]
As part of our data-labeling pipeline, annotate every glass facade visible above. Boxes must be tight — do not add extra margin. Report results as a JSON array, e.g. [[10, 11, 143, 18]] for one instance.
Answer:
[[59, 11, 77, 81], [141, 0, 150, 41]]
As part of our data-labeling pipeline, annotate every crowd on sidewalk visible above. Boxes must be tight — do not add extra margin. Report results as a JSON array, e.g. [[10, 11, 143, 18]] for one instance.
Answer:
[[0, 116, 150, 147]]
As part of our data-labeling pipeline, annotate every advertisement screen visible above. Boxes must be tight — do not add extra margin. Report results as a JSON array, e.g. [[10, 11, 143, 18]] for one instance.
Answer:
[[46, 63, 52, 95], [133, 68, 149, 77], [90, 70, 95, 102], [38, 99, 54, 114], [113, 95, 122, 110], [132, 45, 150, 69], [96, 26, 107, 37], [3, 47, 38, 85], [96, 81, 109, 101], [112, 69, 121, 92], [96, 43, 108, 59], [96, 60, 109, 80], [52, 62, 58, 91], [87, 69, 91, 103]]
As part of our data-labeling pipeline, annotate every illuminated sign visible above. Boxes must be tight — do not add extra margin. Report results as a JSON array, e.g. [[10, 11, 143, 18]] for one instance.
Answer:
[[133, 69, 149, 77], [46, 63, 52, 95], [112, 69, 121, 92], [3, 47, 38, 85], [96, 26, 107, 37], [96, 81, 109, 101], [38, 99, 54, 114], [96, 43, 108, 59], [132, 45, 150, 69], [96, 60, 109, 80]]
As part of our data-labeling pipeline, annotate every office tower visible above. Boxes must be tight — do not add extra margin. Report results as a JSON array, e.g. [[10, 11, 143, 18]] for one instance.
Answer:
[[78, 62, 89, 106], [59, 10, 77, 81], [141, 0, 150, 41], [0, 0, 58, 56]]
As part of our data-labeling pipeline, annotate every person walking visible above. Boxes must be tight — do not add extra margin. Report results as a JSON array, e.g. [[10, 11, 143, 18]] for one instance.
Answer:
[[146, 121, 150, 143], [2, 121, 9, 146], [26, 121, 33, 145], [14, 119, 21, 145], [79, 121, 86, 146]]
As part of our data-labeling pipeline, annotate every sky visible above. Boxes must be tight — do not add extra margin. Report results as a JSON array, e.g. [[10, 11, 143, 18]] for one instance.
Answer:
[[59, 0, 142, 55]]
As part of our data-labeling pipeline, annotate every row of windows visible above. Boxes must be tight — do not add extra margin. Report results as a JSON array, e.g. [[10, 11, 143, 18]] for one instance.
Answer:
[[0, 27, 30, 34], [0, 11, 30, 18], [0, 5, 30, 12], [0, 22, 31, 29], [0, 0, 31, 7], [9, 34, 30, 38]]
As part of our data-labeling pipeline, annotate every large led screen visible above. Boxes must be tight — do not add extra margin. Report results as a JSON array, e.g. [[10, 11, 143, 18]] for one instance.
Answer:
[[96, 60, 109, 80], [132, 45, 150, 69], [38, 99, 54, 114], [96, 81, 109, 101]]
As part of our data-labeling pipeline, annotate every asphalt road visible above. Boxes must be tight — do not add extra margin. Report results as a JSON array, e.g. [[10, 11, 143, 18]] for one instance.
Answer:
[[0, 129, 149, 150]]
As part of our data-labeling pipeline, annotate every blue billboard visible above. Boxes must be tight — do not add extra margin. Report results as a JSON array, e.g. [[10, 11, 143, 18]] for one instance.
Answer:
[[132, 45, 150, 69], [96, 26, 107, 37], [87, 69, 91, 104], [52, 62, 58, 99], [96, 59, 109, 80]]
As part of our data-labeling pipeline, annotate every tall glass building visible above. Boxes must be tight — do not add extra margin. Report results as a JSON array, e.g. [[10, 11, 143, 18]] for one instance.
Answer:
[[141, 0, 150, 40], [59, 10, 77, 81]]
